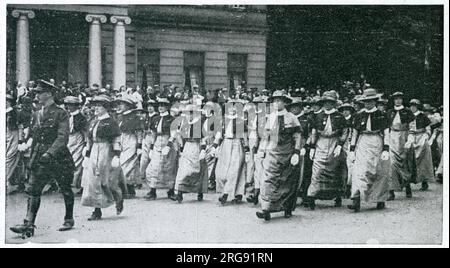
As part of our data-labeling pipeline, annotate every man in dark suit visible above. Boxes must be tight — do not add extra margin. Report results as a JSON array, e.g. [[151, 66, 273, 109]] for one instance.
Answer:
[[10, 80, 76, 238]]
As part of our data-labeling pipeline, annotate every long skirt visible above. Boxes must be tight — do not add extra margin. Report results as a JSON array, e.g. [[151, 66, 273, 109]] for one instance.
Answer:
[[81, 142, 123, 208], [215, 139, 246, 197], [6, 129, 20, 187], [120, 133, 139, 185], [389, 130, 413, 191], [68, 132, 85, 189], [307, 136, 345, 200], [351, 134, 390, 203], [139, 134, 152, 181], [260, 142, 297, 212], [146, 135, 178, 189], [254, 151, 265, 190], [410, 132, 434, 183], [204, 144, 217, 180], [175, 141, 208, 193]]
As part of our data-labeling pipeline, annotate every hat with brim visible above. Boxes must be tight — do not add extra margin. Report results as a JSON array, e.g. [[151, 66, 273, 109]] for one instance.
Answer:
[[114, 95, 137, 108], [359, 88, 382, 102], [391, 91, 404, 98], [33, 79, 58, 94], [90, 94, 113, 107], [377, 98, 388, 104], [409, 99, 422, 107], [320, 91, 338, 103], [338, 103, 356, 112], [252, 96, 270, 104], [287, 97, 302, 107], [269, 90, 292, 104], [63, 96, 81, 105]]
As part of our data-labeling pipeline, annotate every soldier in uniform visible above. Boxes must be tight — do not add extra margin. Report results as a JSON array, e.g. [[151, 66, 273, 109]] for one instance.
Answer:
[[10, 80, 75, 238]]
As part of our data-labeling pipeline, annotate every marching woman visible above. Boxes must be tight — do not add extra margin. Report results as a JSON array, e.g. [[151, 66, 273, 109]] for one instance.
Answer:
[[256, 90, 302, 221], [173, 104, 209, 203], [81, 95, 124, 221], [408, 99, 434, 190], [338, 103, 356, 198], [348, 88, 390, 212], [307, 91, 348, 210], [145, 96, 178, 200], [215, 99, 249, 205], [246, 96, 270, 205], [387, 92, 416, 200], [141, 98, 159, 198], [63, 96, 88, 195], [114, 95, 144, 198], [6, 93, 23, 193]]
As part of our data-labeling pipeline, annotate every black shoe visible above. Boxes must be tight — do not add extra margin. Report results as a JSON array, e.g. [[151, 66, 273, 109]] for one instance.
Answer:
[[437, 174, 443, 184], [135, 183, 143, 190], [347, 198, 361, 212], [58, 219, 74, 232], [127, 185, 136, 199], [376, 202, 385, 210], [10, 221, 36, 239], [387, 191, 395, 201], [88, 210, 102, 221], [256, 211, 271, 221], [208, 181, 216, 191], [284, 210, 292, 218], [246, 195, 255, 203], [167, 189, 175, 200], [145, 190, 157, 200], [197, 193, 203, 201], [75, 188, 83, 196], [405, 185, 412, 198], [334, 197, 342, 208], [231, 195, 243, 204], [309, 199, 316, 211], [253, 190, 260, 205], [116, 200, 124, 215], [420, 182, 429, 191], [218, 194, 228, 205], [175, 192, 183, 203]]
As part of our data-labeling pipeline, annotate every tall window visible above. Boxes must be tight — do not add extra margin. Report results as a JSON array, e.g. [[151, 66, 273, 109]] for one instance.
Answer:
[[138, 49, 160, 88], [184, 51, 204, 91], [228, 53, 247, 94]]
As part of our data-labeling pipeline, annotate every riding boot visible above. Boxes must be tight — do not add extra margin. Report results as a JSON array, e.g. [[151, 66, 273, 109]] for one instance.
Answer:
[[25, 196, 41, 225]]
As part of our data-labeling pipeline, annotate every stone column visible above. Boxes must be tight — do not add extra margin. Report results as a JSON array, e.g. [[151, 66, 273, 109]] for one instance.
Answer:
[[85, 14, 106, 87], [110, 15, 131, 91], [12, 10, 35, 86]]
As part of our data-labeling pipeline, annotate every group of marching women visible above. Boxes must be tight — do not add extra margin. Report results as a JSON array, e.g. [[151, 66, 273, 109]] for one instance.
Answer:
[[6, 85, 444, 222]]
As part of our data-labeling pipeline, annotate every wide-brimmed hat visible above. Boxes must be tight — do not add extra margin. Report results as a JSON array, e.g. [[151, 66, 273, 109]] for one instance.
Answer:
[[311, 96, 322, 105], [63, 96, 82, 105], [338, 103, 356, 112], [391, 91, 404, 98], [409, 99, 422, 107], [269, 90, 292, 104], [33, 79, 58, 94], [114, 94, 137, 108], [90, 94, 113, 107], [287, 97, 302, 106], [320, 91, 338, 103], [359, 88, 382, 102]]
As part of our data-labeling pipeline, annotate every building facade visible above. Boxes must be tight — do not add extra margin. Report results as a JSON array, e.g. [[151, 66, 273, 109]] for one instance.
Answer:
[[6, 4, 267, 93]]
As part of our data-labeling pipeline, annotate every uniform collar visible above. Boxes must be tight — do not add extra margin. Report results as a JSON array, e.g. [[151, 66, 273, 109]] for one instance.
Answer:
[[6, 107, 13, 113], [324, 108, 337, 115], [314, 108, 323, 114], [394, 105, 404, 111], [365, 107, 378, 114], [160, 111, 169, 117], [148, 112, 157, 117], [414, 111, 421, 116], [70, 110, 80, 116], [97, 113, 110, 120], [345, 114, 352, 120]]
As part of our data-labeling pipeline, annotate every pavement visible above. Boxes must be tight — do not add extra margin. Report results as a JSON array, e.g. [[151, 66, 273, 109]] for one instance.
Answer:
[[5, 182, 443, 245]]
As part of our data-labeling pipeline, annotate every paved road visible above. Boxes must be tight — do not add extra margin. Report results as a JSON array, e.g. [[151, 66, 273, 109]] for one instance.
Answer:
[[5, 182, 443, 245]]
